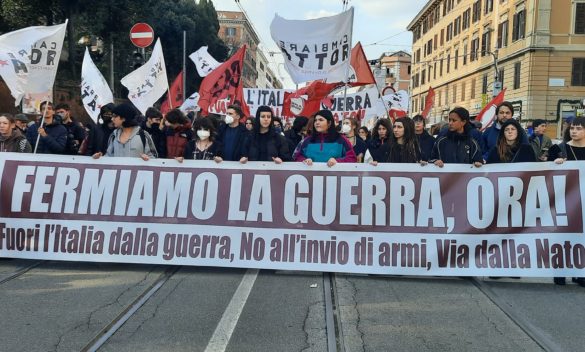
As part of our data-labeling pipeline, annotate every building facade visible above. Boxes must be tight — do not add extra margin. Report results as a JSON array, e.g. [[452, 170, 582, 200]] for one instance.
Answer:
[[217, 11, 260, 88], [379, 51, 412, 92], [407, 0, 585, 135], [256, 50, 283, 89]]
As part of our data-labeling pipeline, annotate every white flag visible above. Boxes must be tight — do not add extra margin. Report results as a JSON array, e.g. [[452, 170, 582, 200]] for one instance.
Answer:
[[179, 92, 201, 113], [189, 46, 221, 77], [81, 48, 113, 123], [0, 21, 67, 106], [381, 90, 410, 113], [270, 7, 354, 84], [121, 38, 168, 115]]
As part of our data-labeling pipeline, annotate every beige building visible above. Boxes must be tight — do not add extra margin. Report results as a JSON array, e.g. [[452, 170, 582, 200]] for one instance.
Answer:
[[217, 11, 260, 88], [407, 0, 585, 135], [378, 51, 412, 92]]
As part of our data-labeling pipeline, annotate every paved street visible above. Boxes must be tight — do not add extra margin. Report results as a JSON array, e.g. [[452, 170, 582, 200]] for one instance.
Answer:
[[1, 259, 584, 352]]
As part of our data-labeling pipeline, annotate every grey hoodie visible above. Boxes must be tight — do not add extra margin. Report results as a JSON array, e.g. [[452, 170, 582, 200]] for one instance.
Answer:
[[106, 126, 157, 158]]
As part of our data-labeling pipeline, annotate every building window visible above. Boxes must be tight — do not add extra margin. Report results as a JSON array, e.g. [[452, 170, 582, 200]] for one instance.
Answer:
[[225, 27, 236, 37], [472, 0, 482, 23], [470, 37, 480, 61], [463, 42, 468, 65], [452, 85, 457, 103], [481, 29, 492, 56], [462, 81, 466, 100], [471, 78, 476, 98], [447, 23, 453, 41], [572, 58, 585, 86], [498, 67, 505, 87], [427, 39, 433, 55], [463, 8, 471, 30], [454, 16, 461, 36], [434, 62, 437, 79], [408, 65, 411, 74], [416, 49, 421, 63], [484, 0, 494, 14], [441, 29, 445, 45], [421, 69, 426, 85], [497, 20, 509, 48], [440, 58, 444, 76], [434, 34, 438, 49], [514, 62, 521, 89], [454, 49, 459, 69], [512, 6, 526, 41], [447, 54, 451, 73], [482, 74, 488, 94], [575, 3, 585, 34], [259, 62, 265, 71]]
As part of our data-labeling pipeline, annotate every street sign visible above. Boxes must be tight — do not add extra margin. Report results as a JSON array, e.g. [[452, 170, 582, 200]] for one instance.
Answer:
[[130, 23, 154, 48]]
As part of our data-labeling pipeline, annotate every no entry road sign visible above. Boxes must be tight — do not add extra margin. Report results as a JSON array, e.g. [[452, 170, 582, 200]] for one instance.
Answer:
[[130, 23, 154, 48]]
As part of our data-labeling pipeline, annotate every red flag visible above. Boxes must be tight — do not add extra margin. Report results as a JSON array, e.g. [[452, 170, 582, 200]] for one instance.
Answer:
[[421, 86, 435, 118], [349, 42, 376, 85], [282, 80, 342, 117], [198, 45, 250, 116], [161, 70, 184, 115], [477, 88, 506, 131]]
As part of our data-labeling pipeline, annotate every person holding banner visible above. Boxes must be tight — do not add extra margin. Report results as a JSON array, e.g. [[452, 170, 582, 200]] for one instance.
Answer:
[[240, 105, 290, 163], [413, 115, 435, 162], [486, 119, 536, 163], [365, 118, 392, 163], [431, 107, 483, 168], [26, 101, 68, 154], [0, 113, 32, 153], [93, 103, 157, 160], [216, 105, 248, 161], [178, 117, 222, 162], [293, 109, 357, 167], [341, 118, 367, 163], [388, 117, 424, 164]]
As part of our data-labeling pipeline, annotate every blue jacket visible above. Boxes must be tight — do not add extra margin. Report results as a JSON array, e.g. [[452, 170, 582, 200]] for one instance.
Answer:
[[26, 121, 67, 154]]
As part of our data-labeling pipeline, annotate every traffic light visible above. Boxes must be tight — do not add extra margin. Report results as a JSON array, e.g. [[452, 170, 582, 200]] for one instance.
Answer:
[[132, 50, 144, 70]]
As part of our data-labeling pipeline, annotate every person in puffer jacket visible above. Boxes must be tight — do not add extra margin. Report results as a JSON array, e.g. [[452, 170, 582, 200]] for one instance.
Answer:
[[430, 107, 483, 168], [163, 109, 193, 158], [293, 109, 357, 167]]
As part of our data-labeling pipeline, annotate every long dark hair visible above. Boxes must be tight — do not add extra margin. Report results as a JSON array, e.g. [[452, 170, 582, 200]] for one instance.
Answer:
[[372, 118, 392, 142], [254, 105, 274, 136], [310, 109, 339, 142], [388, 117, 420, 163], [193, 117, 216, 142], [497, 119, 525, 162]]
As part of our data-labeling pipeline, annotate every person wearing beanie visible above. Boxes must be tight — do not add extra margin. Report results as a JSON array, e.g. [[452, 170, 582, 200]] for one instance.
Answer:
[[240, 105, 290, 163], [430, 107, 483, 167], [293, 109, 357, 167], [284, 115, 309, 152], [92, 103, 157, 160], [486, 119, 536, 163]]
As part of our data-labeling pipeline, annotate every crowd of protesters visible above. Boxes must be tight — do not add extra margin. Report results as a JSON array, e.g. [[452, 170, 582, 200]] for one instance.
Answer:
[[1, 100, 584, 286]]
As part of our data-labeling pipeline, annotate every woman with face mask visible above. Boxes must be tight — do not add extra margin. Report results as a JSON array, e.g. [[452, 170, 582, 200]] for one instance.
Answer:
[[341, 117, 367, 162], [177, 117, 222, 162], [240, 105, 291, 163]]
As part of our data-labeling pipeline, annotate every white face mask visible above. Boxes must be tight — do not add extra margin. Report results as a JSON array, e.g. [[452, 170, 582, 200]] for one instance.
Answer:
[[341, 124, 352, 134], [224, 115, 234, 125], [197, 130, 210, 139]]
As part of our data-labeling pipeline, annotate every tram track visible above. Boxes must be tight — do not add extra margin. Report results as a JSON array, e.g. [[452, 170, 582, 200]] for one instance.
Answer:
[[81, 265, 181, 352], [0, 260, 44, 285], [324, 272, 345, 352], [468, 277, 560, 352]]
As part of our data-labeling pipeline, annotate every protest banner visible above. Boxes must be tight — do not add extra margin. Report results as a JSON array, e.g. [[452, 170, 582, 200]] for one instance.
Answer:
[[323, 85, 384, 122], [121, 38, 168, 115], [0, 153, 584, 277], [270, 8, 354, 84], [189, 46, 221, 77], [81, 48, 114, 123]]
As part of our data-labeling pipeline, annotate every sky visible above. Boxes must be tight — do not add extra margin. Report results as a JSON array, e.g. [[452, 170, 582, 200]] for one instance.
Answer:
[[211, 0, 429, 88]]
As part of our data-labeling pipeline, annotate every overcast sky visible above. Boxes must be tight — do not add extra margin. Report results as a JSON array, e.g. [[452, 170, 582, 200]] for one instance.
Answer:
[[211, 0, 429, 87]]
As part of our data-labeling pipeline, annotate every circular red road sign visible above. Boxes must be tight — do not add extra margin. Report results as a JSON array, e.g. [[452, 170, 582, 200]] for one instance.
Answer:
[[130, 23, 154, 48]]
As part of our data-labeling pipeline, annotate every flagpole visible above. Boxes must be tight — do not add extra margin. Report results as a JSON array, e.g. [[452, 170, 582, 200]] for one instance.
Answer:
[[33, 96, 50, 154], [183, 31, 186, 100]]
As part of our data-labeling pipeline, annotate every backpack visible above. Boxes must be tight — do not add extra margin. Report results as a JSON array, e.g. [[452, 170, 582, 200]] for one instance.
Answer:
[[108, 128, 158, 158]]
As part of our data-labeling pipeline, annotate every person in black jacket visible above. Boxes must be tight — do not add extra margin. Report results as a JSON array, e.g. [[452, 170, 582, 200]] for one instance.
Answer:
[[142, 107, 167, 158], [367, 118, 392, 163], [284, 115, 309, 153], [486, 119, 536, 163], [240, 105, 290, 163], [413, 114, 435, 161], [26, 101, 67, 154], [431, 107, 483, 167]]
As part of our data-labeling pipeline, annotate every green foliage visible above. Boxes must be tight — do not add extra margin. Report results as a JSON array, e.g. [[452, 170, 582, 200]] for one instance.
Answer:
[[0, 0, 229, 98]]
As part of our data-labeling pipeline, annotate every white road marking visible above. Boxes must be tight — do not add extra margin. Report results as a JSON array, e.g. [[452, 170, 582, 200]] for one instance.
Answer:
[[131, 32, 153, 38], [204, 269, 259, 352]]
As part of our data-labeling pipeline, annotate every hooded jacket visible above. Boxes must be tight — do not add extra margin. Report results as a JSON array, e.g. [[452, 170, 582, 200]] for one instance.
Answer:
[[431, 124, 483, 164], [106, 126, 157, 158]]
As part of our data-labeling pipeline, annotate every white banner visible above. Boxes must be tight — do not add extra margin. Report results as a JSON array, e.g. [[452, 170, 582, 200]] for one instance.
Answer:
[[121, 38, 168, 115], [179, 92, 201, 113], [381, 90, 410, 113], [80, 48, 114, 123], [323, 86, 384, 122], [0, 21, 67, 105], [270, 7, 354, 84], [1, 153, 584, 277], [208, 88, 293, 117], [189, 46, 221, 77]]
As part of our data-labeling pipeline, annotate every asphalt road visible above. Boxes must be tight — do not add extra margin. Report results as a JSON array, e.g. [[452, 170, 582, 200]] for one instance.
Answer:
[[0, 259, 584, 352]]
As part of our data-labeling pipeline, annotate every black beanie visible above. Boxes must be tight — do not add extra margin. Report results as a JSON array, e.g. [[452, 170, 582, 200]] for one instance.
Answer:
[[316, 109, 334, 123]]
